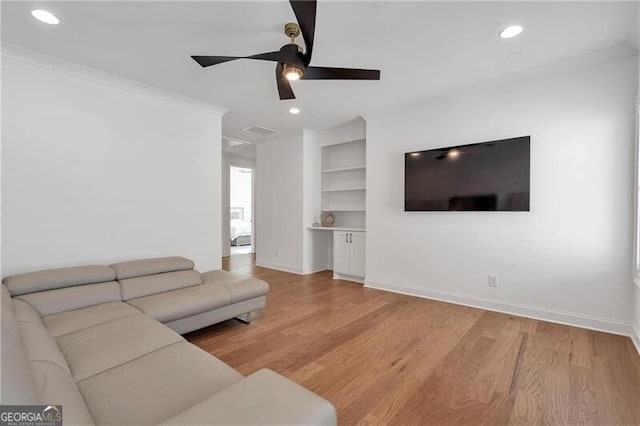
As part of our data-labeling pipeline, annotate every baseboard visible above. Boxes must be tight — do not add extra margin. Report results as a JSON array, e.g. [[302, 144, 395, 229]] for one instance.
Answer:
[[254, 261, 303, 275], [632, 326, 640, 356], [365, 280, 634, 338], [333, 272, 364, 284], [303, 267, 330, 275]]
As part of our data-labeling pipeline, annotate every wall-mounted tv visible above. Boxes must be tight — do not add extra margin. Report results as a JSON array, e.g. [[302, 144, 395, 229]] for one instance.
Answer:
[[405, 136, 530, 212]]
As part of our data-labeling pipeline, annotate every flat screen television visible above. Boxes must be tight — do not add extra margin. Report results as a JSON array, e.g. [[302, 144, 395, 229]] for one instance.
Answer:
[[404, 136, 530, 212]]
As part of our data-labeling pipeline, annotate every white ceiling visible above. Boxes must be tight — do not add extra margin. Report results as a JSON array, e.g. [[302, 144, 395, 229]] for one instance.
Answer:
[[2, 1, 638, 143]]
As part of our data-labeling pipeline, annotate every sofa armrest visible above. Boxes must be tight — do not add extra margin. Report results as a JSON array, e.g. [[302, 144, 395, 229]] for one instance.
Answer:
[[160, 369, 336, 426]]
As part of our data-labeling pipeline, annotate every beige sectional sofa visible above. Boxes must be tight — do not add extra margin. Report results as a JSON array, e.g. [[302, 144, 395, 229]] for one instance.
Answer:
[[1, 257, 336, 425]]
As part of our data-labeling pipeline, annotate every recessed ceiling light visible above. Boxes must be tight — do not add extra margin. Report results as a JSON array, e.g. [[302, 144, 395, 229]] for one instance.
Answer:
[[31, 9, 59, 25], [289, 107, 301, 114], [500, 25, 523, 39]]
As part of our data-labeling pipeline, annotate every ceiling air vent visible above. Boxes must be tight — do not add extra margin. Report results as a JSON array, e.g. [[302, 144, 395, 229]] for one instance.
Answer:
[[243, 126, 279, 136]]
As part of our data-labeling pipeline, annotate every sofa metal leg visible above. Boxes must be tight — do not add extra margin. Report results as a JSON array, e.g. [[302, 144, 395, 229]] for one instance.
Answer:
[[235, 313, 252, 324]]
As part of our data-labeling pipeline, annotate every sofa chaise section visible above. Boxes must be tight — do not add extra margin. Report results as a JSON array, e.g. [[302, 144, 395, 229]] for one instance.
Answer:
[[111, 256, 269, 334]]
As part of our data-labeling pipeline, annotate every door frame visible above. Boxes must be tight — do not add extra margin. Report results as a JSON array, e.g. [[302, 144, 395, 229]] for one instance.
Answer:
[[227, 161, 256, 255]]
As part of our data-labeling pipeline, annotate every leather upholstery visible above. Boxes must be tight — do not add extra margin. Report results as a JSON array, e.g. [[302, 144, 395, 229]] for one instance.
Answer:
[[126, 283, 231, 322], [16, 281, 121, 317], [78, 342, 243, 425], [13, 300, 72, 375], [56, 313, 182, 381], [30, 361, 96, 425], [164, 296, 266, 335], [43, 301, 142, 338], [110, 256, 194, 280], [118, 270, 203, 300], [3, 265, 115, 296], [0, 286, 39, 404], [161, 369, 337, 426], [202, 270, 270, 303]]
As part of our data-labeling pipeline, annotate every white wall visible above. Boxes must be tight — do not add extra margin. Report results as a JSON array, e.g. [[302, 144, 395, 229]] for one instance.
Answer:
[[255, 131, 304, 273], [301, 129, 325, 273], [364, 48, 638, 334], [2, 47, 225, 275], [634, 8, 640, 351]]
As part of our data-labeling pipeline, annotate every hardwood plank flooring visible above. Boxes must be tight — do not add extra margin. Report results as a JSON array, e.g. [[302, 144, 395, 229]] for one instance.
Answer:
[[187, 254, 640, 425]]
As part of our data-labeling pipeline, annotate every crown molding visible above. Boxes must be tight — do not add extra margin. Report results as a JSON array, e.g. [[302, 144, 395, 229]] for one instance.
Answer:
[[1, 43, 228, 116]]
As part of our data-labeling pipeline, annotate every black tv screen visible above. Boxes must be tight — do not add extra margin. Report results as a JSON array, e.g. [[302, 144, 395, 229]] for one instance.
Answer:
[[405, 136, 530, 211]]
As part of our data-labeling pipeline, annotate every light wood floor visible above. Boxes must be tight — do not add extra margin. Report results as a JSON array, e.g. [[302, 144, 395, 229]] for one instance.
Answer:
[[187, 254, 640, 425]]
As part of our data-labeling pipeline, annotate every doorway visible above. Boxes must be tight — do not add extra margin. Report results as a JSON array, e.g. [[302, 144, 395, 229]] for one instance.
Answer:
[[229, 165, 254, 255]]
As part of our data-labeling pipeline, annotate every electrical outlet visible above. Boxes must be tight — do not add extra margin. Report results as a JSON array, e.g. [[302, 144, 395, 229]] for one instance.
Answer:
[[488, 274, 499, 287]]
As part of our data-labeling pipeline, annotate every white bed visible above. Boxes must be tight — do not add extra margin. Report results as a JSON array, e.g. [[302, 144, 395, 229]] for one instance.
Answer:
[[230, 218, 252, 246]]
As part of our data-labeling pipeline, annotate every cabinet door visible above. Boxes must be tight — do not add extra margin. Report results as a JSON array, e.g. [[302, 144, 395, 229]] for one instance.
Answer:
[[349, 232, 366, 278], [333, 232, 350, 275]]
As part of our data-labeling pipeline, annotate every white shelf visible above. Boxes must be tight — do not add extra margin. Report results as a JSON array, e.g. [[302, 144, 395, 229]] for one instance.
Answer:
[[321, 166, 366, 174], [308, 226, 365, 232], [322, 187, 366, 193]]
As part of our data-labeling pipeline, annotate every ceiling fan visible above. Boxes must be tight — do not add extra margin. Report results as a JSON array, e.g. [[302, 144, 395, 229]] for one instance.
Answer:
[[191, 0, 381, 100]]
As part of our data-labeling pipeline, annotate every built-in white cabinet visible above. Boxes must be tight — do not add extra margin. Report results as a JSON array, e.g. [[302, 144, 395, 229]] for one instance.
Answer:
[[333, 231, 365, 280]]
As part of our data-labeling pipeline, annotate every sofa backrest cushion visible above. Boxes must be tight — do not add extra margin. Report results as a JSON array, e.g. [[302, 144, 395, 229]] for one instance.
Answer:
[[16, 282, 121, 317], [110, 257, 202, 300], [119, 271, 203, 301], [110, 257, 195, 280], [3, 265, 116, 296], [1, 285, 39, 404]]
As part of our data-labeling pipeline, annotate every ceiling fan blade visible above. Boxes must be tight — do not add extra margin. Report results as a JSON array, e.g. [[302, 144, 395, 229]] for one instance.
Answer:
[[191, 51, 288, 68], [276, 63, 296, 100], [289, 0, 316, 65], [302, 66, 381, 80], [191, 56, 240, 67]]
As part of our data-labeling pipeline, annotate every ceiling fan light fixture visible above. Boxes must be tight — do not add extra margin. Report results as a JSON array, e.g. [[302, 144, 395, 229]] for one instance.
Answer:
[[283, 64, 304, 81]]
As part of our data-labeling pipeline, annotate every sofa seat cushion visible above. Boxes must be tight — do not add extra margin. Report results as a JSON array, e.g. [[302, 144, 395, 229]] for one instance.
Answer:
[[43, 301, 142, 338], [160, 369, 337, 426], [201, 270, 269, 303], [126, 284, 232, 323], [56, 314, 182, 381], [78, 341, 243, 426]]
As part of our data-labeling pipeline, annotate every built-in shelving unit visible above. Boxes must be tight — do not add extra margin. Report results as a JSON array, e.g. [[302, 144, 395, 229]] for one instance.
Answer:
[[321, 187, 366, 193], [306, 124, 366, 283], [321, 139, 366, 229], [321, 165, 366, 173], [307, 226, 365, 232]]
